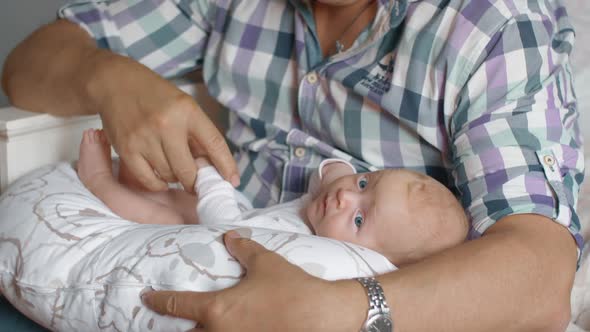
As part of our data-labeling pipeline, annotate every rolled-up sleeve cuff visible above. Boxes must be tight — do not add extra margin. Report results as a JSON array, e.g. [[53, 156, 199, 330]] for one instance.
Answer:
[[469, 194, 584, 263], [58, 2, 114, 50], [467, 147, 584, 265]]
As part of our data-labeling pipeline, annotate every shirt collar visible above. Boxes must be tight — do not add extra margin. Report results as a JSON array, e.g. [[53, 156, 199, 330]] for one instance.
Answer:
[[290, 0, 411, 30]]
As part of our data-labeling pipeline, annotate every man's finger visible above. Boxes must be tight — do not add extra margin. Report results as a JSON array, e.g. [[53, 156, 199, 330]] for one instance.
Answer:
[[147, 145, 178, 183], [122, 154, 168, 191], [162, 136, 198, 193], [188, 136, 205, 157], [189, 112, 239, 187], [142, 290, 211, 321]]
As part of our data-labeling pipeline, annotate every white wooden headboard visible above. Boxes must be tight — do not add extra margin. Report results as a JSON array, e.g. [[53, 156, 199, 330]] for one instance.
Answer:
[[0, 107, 102, 192], [0, 76, 226, 193]]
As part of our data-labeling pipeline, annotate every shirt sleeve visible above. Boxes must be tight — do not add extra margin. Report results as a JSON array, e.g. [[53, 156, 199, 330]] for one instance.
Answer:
[[197, 166, 310, 234], [58, 0, 214, 78], [450, 9, 585, 256]]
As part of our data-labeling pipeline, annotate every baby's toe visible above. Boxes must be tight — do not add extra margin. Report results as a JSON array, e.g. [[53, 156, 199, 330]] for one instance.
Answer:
[[81, 129, 92, 144]]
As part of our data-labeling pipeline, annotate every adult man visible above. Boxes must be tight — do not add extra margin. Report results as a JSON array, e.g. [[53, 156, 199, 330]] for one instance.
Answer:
[[2, 0, 583, 330]]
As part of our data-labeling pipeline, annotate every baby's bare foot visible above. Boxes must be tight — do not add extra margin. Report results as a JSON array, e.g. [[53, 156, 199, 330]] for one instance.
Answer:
[[78, 129, 114, 191]]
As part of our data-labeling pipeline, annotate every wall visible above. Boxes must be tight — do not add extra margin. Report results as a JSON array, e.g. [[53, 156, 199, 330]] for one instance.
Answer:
[[0, 0, 70, 107]]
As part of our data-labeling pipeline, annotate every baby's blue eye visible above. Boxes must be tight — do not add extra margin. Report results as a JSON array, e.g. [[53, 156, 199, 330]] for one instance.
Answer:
[[354, 212, 364, 228], [358, 177, 368, 189]]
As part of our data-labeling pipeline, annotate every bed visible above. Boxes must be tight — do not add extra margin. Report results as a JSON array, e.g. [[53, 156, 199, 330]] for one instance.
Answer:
[[1, 1, 589, 330]]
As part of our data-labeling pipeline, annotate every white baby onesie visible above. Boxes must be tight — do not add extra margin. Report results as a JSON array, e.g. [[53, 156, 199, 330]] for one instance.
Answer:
[[195, 159, 356, 233]]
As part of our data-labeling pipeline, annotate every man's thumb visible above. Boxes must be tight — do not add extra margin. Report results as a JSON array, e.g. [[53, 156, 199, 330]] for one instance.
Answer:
[[224, 229, 268, 269]]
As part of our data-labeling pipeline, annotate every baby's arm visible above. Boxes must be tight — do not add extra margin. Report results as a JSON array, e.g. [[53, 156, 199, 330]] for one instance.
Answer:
[[195, 160, 245, 225]]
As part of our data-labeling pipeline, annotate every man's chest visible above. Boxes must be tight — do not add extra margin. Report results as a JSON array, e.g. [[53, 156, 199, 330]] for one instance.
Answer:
[[201, 0, 460, 178]]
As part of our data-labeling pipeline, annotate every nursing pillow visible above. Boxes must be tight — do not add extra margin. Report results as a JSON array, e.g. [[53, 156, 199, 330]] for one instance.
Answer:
[[0, 162, 396, 331]]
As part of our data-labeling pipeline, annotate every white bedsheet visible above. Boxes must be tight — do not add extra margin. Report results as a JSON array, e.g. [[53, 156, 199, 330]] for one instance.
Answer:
[[569, 155, 590, 331], [566, 0, 590, 329]]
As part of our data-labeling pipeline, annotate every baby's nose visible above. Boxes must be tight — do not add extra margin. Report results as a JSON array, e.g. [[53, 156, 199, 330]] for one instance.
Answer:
[[336, 188, 357, 208]]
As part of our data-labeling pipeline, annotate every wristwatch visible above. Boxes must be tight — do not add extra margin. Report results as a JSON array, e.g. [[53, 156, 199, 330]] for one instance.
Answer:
[[356, 277, 394, 332]]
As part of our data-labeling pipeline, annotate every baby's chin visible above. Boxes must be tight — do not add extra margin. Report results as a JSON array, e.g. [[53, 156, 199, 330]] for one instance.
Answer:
[[304, 202, 315, 224], [304, 199, 321, 230]]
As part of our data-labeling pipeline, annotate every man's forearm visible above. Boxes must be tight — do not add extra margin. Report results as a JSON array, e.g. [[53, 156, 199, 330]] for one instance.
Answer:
[[335, 214, 577, 332], [1, 19, 108, 116]]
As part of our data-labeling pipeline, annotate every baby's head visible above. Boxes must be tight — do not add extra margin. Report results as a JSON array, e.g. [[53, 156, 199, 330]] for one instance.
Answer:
[[305, 168, 468, 266]]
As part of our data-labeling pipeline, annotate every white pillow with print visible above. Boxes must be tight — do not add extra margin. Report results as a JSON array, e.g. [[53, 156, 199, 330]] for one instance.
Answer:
[[0, 162, 395, 332]]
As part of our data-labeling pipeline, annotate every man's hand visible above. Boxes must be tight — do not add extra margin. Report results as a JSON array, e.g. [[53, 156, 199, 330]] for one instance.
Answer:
[[2, 20, 238, 193], [90, 53, 238, 192], [141, 231, 367, 331]]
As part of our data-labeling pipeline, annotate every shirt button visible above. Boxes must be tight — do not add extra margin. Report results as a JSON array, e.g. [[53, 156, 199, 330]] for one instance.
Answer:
[[543, 155, 555, 166], [294, 147, 306, 158], [306, 72, 318, 84]]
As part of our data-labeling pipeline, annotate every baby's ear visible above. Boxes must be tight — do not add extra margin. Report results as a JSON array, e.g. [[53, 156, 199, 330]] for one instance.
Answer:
[[320, 162, 355, 185], [317, 159, 356, 179], [308, 159, 357, 195]]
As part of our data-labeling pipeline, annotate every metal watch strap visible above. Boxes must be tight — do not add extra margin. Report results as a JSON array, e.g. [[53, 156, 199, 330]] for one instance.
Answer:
[[356, 277, 393, 332]]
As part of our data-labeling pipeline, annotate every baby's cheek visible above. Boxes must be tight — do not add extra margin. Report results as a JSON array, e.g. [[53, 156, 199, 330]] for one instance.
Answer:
[[306, 203, 326, 233], [315, 228, 332, 239], [304, 203, 315, 222], [311, 219, 328, 236], [315, 221, 343, 240]]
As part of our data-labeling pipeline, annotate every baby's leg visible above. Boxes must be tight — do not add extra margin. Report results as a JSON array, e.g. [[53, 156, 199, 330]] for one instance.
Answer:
[[118, 159, 147, 191], [77, 129, 186, 225], [138, 188, 198, 224]]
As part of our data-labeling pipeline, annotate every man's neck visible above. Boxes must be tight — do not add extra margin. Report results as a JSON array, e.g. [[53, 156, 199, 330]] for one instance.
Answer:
[[313, 1, 377, 57]]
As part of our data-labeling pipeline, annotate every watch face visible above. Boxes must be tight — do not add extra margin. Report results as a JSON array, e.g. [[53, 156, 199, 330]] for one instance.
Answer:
[[367, 315, 393, 332]]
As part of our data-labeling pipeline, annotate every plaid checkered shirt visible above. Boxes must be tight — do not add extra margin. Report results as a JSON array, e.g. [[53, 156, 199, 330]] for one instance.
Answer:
[[60, 0, 585, 256]]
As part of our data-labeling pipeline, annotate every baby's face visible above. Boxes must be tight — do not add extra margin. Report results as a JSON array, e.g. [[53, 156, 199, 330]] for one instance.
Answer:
[[306, 167, 466, 265], [306, 169, 420, 256]]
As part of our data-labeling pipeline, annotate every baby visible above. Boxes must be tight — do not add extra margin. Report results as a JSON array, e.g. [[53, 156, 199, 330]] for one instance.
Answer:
[[78, 129, 468, 266]]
